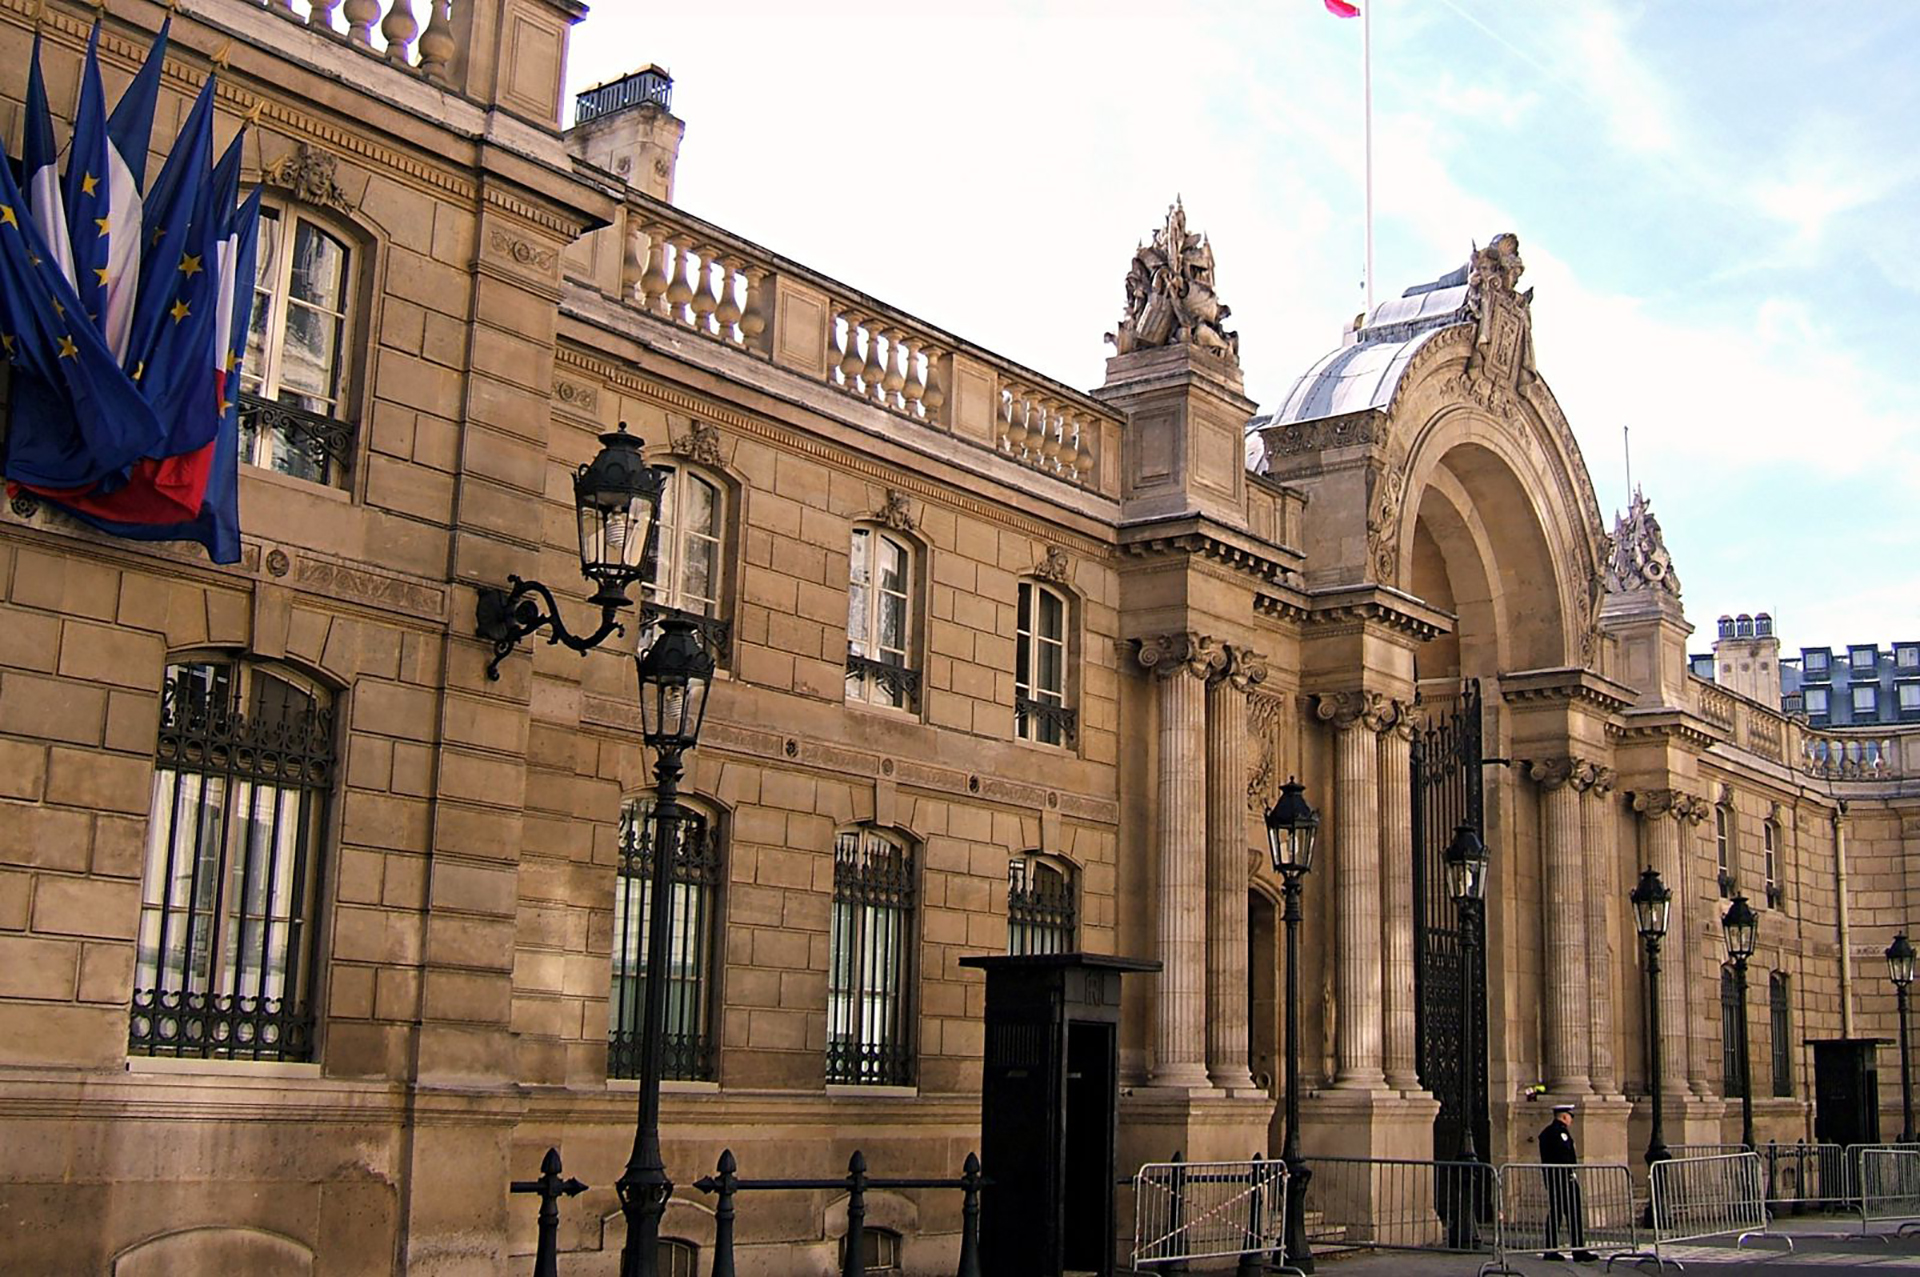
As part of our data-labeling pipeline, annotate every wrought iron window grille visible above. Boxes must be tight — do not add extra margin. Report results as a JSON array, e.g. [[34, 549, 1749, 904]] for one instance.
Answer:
[[609, 800, 721, 1083], [130, 661, 334, 1061], [1769, 973, 1793, 1098], [1013, 695, 1077, 748], [828, 829, 916, 1087], [845, 649, 921, 710], [238, 391, 356, 487], [1720, 967, 1743, 1094], [1007, 858, 1076, 956]]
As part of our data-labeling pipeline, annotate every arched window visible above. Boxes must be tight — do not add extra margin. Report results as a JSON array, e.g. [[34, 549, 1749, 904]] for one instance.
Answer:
[[1015, 580, 1074, 747], [642, 463, 728, 658], [1715, 799, 1734, 897], [1769, 972, 1792, 1097], [131, 656, 335, 1060], [658, 1239, 698, 1277], [240, 204, 360, 487], [609, 797, 722, 1082], [828, 827, 915, 1086], [1720, 966, 1742, 1094], [841, 1227, 902, 1273], [1007, 853, 1076, 955], [846, 526, 918, 710]]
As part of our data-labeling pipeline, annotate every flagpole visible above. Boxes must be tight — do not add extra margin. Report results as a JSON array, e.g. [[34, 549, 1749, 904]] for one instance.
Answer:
[[1363, 0, 1374, 317]]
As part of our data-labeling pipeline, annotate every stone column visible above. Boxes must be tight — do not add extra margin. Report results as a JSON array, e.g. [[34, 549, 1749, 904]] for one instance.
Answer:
[[1578, 765, 1620, 1092], [1317, 692, 1391, 1089], [1532, 758, 1592, 1093], [1633, 789, 1692, 1100], [1141, 632, 1223, 1089], [1206, 647, 1266, 1091], [1378, 706, 1420, 1091], [1678, 796, 1714, 1096]]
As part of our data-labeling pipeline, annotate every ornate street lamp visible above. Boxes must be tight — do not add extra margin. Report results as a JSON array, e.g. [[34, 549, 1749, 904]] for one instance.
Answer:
[[1888, 933, 1916, 1142], [476, 423, 667, 680], [1444, 823, 1490, 1167], [616, 614, 716, 1277], [1264, 778, 1320, 1272], [1722, 895, 1759, 1151], [1631, 867, 1673, 1166]]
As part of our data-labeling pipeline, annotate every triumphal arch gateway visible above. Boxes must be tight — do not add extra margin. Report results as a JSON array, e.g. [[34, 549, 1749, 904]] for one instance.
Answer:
[[0, 6, 1914, 1272]]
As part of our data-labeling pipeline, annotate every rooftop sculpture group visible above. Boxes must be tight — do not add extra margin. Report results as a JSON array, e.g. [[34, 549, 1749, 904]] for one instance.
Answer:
[[1107, 199, 1240, 365]]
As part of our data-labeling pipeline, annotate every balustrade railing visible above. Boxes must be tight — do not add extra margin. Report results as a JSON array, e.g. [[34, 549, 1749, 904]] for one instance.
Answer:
[[254, 0, 462, 85], [1803, 730, 1902, 781], [1699, 683, 1737, 732], [602, 198, 1117, 498]]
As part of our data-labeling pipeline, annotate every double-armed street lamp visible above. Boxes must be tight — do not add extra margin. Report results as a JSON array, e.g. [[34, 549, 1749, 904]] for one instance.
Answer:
[[1888, 933, 1916, 1142], [1444, 822, 1491, 1166], [1722, 896, 1759, 1152], [472, 424, 717, 1277], [1265, 778, 1320, 1273], [1630, 868, 1673, 1166]]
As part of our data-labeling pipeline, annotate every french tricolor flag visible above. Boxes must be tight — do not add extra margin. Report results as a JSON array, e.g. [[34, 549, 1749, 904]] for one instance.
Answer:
[[1325, 0, 1361, 16]]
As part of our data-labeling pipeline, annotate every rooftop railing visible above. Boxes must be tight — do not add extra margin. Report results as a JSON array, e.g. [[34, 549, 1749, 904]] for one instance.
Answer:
[[251, 0, 461, 85]]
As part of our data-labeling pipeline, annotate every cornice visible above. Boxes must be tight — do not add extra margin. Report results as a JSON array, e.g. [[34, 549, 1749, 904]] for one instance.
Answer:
[[1498, 666, 1638, 715], [1302, 584, 1454, 641], [1607, 707, 1719, 750], [1252, 590, 1312, 625], [1115, 513, 1304, 587]]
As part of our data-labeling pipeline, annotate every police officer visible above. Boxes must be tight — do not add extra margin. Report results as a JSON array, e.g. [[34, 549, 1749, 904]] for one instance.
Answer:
[[1539, 1102, 1596, 1262]]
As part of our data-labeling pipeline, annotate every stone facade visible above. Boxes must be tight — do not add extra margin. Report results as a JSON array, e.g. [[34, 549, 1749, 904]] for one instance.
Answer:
[[0, 4, 1916, 1275]]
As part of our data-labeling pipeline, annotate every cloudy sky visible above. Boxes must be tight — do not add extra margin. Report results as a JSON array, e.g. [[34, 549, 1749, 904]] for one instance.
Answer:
[[563, 0, 1920, 656]]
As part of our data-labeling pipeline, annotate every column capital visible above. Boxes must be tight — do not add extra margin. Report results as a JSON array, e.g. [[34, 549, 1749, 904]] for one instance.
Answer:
[[1528, 758, 1577, 791], [1215, 645, 1270, 692], [1314, 689, 1405, 732], [1138, 631, 1226, 681], [1631, 787, 1705, 821]]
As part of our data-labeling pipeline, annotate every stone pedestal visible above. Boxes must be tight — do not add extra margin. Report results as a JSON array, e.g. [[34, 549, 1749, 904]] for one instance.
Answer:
[[1118, 1090, 1279, 1170]]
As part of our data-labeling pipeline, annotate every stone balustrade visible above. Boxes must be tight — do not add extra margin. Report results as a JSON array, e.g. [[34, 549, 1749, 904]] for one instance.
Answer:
[[1698, 682, 1737, 732], [595, 197, 1119, 499], [1802, 729, 1905, 781], [254, 0, 462, 84], [1691, 674, 1917, 782]]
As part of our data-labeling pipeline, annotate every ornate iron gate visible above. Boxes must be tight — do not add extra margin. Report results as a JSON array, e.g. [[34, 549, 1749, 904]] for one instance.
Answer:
[[1410, 679, 1489, 1162]]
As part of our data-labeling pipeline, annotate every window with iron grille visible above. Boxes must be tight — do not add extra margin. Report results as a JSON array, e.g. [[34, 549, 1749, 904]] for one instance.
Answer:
[[841, 1228, 901, 1273], [1007, 854, 1076, 955], [1769, 971, 1792, 1097], [658, 1239, 698, 1277], [846, 526, 917, 711], [828, 828, 915, 1086], [130, 657, 334, 1060], [609, 797, 721, 1082], [1015, 581, 1074, 747], [1721, 966, 1742, 1094]]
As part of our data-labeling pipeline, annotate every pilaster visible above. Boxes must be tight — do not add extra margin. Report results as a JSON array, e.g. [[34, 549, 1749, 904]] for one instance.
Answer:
[[1530, 758, 1592, 1094], [1576, 764, 1621, 1093], [1378, 704, 1421, 1092], [1316, 690, 1393, 1090], [1205, 647, 1265, 1092]]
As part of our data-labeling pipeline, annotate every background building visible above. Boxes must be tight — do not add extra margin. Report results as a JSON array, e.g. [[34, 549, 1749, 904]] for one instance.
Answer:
[[0, 4, 1916, 1275], [1693, 612, 1920, 726]]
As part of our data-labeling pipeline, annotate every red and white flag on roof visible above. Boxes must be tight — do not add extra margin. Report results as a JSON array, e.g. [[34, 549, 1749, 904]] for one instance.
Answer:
[[1325, 0, 1361, 16]]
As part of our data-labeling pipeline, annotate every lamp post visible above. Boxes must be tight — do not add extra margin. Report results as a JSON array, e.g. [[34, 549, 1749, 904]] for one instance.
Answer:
[[1265, 778, 1320, 1273], [1722, 895, 1758, 1152], [1631, 867, 1673, 1166], [1887, 933, 1916, 1142], [616, 616, 716, 1277], [475, 423, 666, 680], [1443, 822, 1490, 1165]]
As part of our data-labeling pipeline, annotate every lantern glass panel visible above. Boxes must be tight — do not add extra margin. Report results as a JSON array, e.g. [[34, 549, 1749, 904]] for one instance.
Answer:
[[1722, 896, 1758, 962], [1889, 934, 1916, 987], [1264, 780, 1319, 875], [1632, 868, 1672, 939]]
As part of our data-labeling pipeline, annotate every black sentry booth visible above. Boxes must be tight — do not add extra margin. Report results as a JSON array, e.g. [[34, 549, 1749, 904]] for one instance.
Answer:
[[960, 953, 1159, 1277], [1810, 1037, 1889, 1147]]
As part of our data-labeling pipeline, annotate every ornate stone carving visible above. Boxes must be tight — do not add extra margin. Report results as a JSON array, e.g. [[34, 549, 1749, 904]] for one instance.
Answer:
[[1464, 232, 1536, 383], [1528, 758, 1576, 790], [1603, 487, 1682, 597], [1224, 646, 1269, 692], [487, 228, 558, 273], [875, 488, 916, 532], [1034, 543, 1071, 584], [1365, 464, 1408, 583], [1246, 689, 1285, 813], [1313, 689, 1402, 732], [1632, 788, 1707, 822], [553, 377, 599, 414], [1266, 413, 1376, 457], [1104, 199, 1239, 364], [670, 418, 725, 468], [262, 142, 351, 212], [1137, 631, 1224, 681]]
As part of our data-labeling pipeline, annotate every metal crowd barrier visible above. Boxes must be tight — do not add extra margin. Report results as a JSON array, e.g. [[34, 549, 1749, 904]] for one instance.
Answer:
[[1645, 1151, 1785, 1260], [1130, 1156, 1296, 1272], [1666, 1143, 1747, 1160], [1479, 1163, 1643, 1275], [1759, 1140, 1847, 1213], [1858, 1148, 1920, 1236], [1850, 1142, 1920, 1207], [1300, 1155, 1495, 1253]]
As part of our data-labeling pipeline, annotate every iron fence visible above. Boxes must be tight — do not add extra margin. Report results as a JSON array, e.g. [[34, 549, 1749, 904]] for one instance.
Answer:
[[1481, 1163, 1643, 1275], [1299, 1155, 1496, 1253], [1130, 1155, 1296, 1272]]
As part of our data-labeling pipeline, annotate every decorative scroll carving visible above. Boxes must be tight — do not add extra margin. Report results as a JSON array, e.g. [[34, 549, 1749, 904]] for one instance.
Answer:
[[1365, 464, 1408, 584], [1247, 690, 1285, 813], [1632, 788, 1707, 823], [1224, 646, 1269, 692], [1528, 758, 1576, 791], [262, 143, 351, 212], [1604, 487, 1682, 597], [875, 489, 917, 533], [1034, 544, 1072, 585], [1313, 689, 1402, 733], [670, 419, 725, 468], [1266, 413, 1376, 457], [1105, 199, 1239, 364], [488, 228, 558, 273], [553, 377, 599, 414], [1137, 631, 1224, 681]]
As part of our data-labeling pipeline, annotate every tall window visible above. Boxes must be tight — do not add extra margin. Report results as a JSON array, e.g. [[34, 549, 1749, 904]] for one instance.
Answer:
[[241, 206, 357, 487], [1015, 581, 1073, 747], [1715, 801, 1734, 897], [1769, 972, 1793, 1097], [828, 828, 915, 1086], [643, 464, 726, 651], [131, 657, 334, 1060], [609, 797, 721, 1082], [1763, 819, 1780, 905], [1007, 854, 1076, 955], [846, 527, 917, 710], [1720, 966, 1742, 1094]]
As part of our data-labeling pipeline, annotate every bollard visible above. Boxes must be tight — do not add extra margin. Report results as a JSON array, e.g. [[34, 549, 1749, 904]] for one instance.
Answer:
[[956, 1152, 983, 1277], [1234, 1154, 1266, 1277], [842, 1150, 870, 1277], [694, 1149, 738, 1277], [509, 1147, 587, 1277]]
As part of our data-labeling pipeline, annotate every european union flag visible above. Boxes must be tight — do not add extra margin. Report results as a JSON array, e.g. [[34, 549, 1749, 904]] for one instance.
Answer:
[[62, 23, 111, 334]]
